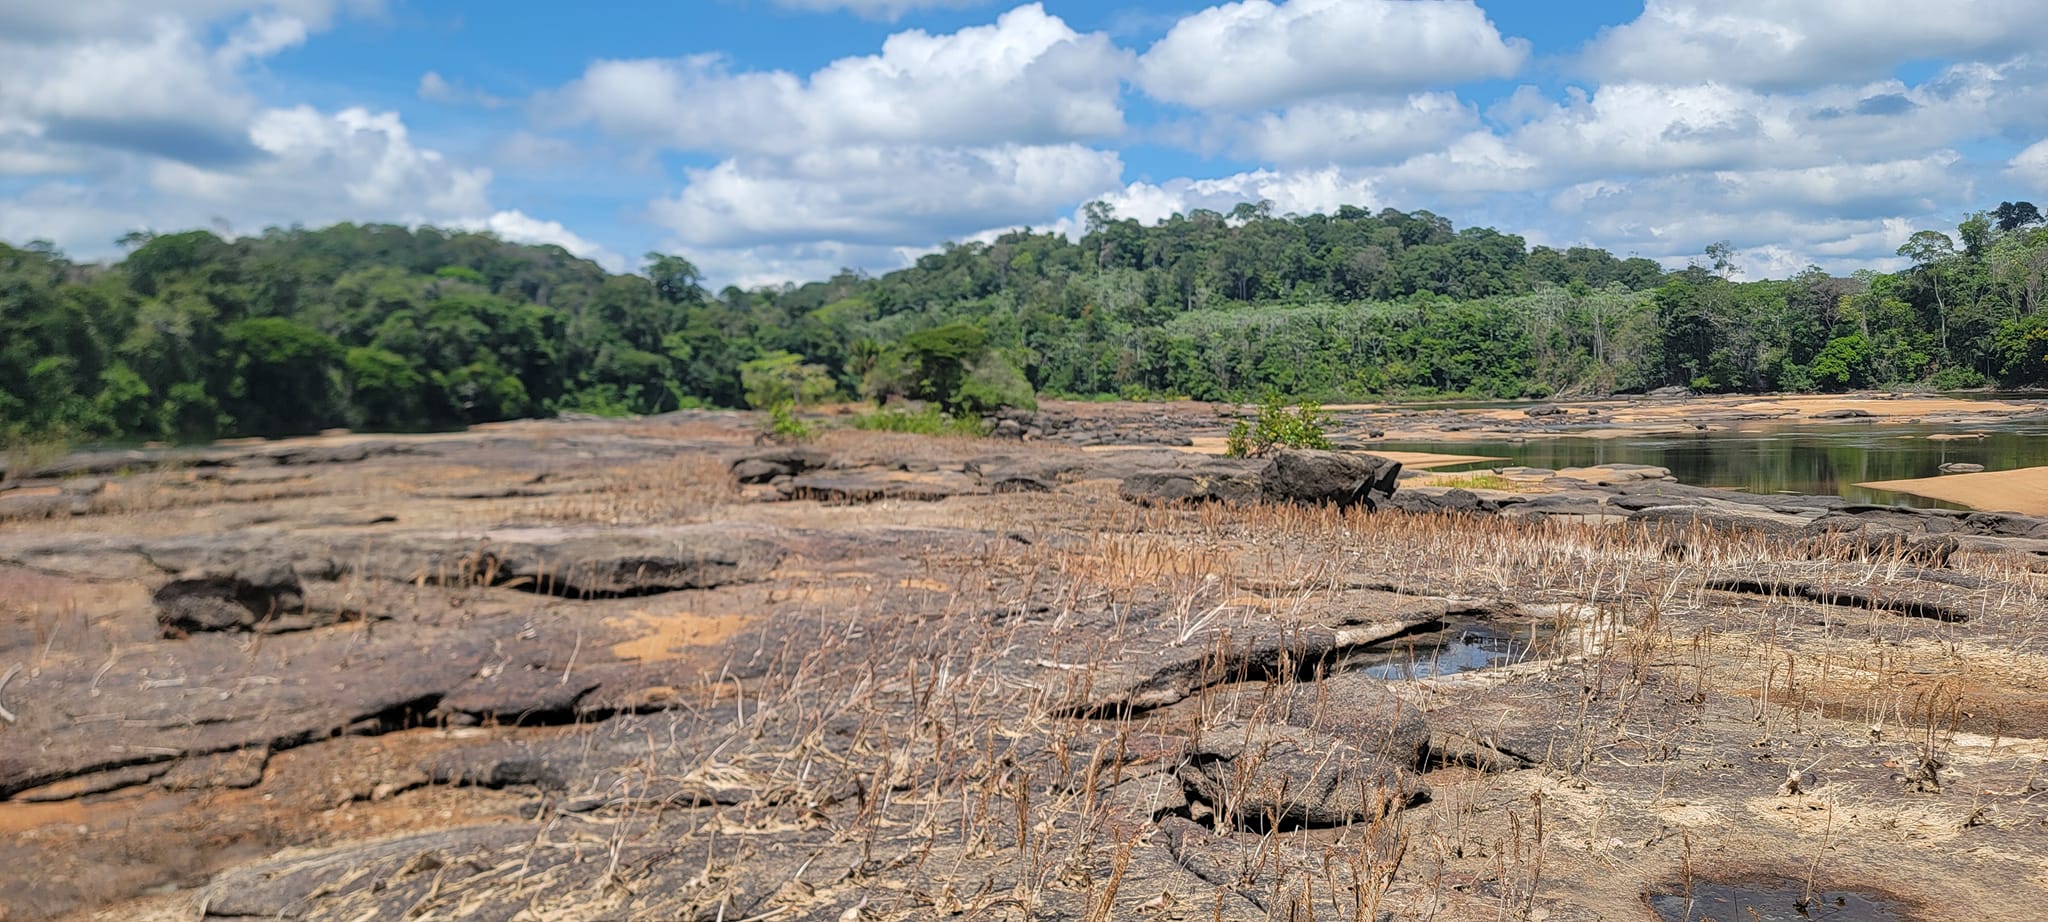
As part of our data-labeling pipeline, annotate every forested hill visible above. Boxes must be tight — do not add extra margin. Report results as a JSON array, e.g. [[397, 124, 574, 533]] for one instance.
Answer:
[[4, 203, 2048, 443]]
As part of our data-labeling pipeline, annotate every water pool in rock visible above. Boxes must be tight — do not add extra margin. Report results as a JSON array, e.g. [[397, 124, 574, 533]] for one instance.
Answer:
[[1336, 617, 1546, 680], [1645, 881, 1908, 921]]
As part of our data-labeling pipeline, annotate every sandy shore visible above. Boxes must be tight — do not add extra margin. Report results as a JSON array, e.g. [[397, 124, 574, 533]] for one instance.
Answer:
[[1323, 393, 2047, 443], [1084, 439, 1503, 469], [1464, 393, 2038, 422], [1859, 466, 2048, 516]]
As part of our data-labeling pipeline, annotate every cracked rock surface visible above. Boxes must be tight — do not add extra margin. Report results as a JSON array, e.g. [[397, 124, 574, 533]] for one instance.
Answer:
[[4, 407, 2048, 920]]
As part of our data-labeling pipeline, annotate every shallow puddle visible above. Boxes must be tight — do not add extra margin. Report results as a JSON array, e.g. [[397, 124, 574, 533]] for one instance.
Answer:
[[1336, 616, 1547, 680], [1646, 882, 1907, 921]]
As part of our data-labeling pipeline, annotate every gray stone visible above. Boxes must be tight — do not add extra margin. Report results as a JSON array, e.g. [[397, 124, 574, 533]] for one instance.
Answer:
[[1118, 468, 1265, 506], [1180, 690, 1429, 829], [1260, 449, 1402, 509], [728, 447, 829, 484], [154, 561, 307, 636]]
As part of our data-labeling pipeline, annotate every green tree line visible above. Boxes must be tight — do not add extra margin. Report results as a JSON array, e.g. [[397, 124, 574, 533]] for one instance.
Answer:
[[4, 202, 2047, 443]]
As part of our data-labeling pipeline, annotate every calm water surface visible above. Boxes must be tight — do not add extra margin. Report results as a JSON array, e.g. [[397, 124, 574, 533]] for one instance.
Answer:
[[1375, 420, 2048, 508]]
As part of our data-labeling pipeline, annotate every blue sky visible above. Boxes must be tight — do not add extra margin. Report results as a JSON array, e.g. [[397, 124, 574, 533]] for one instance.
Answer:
[[5, 1, 2048, 286]]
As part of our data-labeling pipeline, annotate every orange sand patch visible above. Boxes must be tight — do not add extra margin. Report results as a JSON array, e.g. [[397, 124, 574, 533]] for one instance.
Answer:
[[1730, 396, 2032, 417], [1368, 450, 1508, 470], [1081, 438, 1230, 455], [1858, 466, 2048, 516], [607, 609, 756, 662], [0, 799, 92, 835]]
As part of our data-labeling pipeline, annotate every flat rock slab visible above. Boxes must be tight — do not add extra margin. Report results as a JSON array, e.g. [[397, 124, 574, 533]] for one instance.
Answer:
[[1054, 592, 1464, 715], [1182, 716, 1427, 829], [778, 468, 986, 502], [1704, 563, 1999, 622]]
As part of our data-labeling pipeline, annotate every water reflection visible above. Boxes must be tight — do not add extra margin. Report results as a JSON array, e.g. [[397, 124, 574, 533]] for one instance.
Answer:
[[1374, 421, 2048, 508]]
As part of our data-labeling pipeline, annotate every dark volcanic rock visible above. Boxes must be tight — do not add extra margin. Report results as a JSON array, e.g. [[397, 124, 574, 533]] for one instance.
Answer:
[[779, 468, 986, 502], [461, 526, 789, 596], [201, 825, 537, 919], [1180, 722, 1425, 829], [1387, 487, 1489, 514], [1118, 466, 1265, 506], [1630, 503, 1812, 537], [154, 562, 308, 636], [1182, 679, 1431, 829], [728, 447, 829, 483], [1260, 449, 1401, 509]]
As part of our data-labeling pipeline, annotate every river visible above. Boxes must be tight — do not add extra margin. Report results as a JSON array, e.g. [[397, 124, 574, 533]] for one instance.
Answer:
[[1376, 419, 2048, 508]]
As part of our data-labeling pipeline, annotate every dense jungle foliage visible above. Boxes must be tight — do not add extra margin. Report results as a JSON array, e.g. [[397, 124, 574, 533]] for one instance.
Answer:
[[4, 201, 2047, 442]]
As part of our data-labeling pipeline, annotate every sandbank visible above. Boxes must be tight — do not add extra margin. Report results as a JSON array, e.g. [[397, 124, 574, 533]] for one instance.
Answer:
[[1858, 465, 2048, 516]]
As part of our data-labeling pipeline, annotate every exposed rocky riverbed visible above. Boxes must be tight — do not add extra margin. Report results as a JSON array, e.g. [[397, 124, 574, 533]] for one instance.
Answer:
[[3, 403, 2046, 920]]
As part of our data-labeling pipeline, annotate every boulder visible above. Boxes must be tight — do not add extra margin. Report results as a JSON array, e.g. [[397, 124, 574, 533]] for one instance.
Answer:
[[1524, 404, 1567, 417], [727, 447, 829, 484], [1117, 468, 1264, 506], [153, 561, 307, 636], [1259, 449, 1401, 509], [1387, 487, 1487, 515]]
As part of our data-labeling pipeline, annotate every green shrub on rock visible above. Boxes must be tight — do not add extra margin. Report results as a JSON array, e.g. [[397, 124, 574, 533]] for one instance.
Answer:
[[1225, 395, 1333, 457]]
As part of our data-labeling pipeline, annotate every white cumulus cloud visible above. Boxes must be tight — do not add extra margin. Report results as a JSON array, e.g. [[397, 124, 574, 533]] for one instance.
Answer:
[[1582, 0, 2048, 89], [651, 143, 1122, 249], [2010, 139, 2048, 190], [1094, 167, 1379, 225], [1226, 92, 1479, 166], [1137, 0, 1526, 110], [540, 3, 1129, 156]]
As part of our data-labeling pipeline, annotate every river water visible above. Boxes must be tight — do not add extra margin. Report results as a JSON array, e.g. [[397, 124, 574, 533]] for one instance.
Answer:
[[1376, 419, 2048, 508]]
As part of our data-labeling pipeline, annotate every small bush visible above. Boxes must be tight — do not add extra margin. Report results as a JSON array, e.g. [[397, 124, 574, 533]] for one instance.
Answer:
[[851, 406, 985, 436], [763, 401, 816, 443], [1225, 395, 1332, 457]]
